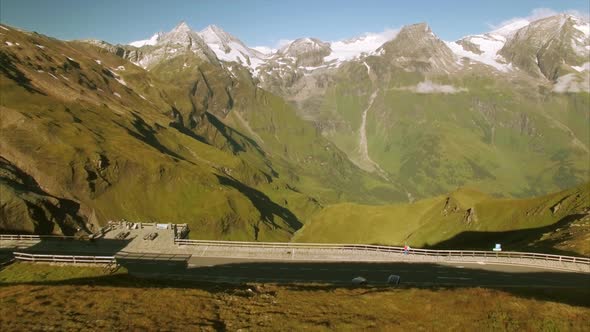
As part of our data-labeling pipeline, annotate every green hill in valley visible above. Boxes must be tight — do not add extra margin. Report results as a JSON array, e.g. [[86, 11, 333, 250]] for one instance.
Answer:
[[295, 183, 590, 256]]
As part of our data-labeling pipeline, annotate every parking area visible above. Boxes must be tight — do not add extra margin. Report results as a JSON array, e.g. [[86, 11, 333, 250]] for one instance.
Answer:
[[102, 222, 177, 252]]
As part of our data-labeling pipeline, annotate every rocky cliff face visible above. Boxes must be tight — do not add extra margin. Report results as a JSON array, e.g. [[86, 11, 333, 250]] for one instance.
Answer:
[[378, 23, 458, 72], [500, 15, 590, 81]]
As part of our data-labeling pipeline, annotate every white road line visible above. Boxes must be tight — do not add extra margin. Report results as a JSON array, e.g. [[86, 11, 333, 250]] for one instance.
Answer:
[[437, 276, 472, 280]]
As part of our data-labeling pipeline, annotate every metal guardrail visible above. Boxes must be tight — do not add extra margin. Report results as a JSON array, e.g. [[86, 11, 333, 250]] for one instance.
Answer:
[[0, 234, 77, 241], [13, 252, 116, 264], [174, 239, 590, 266]]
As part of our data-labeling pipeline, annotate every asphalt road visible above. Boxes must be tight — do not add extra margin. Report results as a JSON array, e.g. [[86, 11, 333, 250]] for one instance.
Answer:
[[3, 236, 589, 287], [119, 256, 590, 287]]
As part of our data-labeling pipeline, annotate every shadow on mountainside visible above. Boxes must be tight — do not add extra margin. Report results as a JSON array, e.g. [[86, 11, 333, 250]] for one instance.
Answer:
[[203, 112, 266, 156], [215, 174, 302, 232], [0, 52, 46, 95], [426, 213, 588, 257], [112, 113, 192, 164]]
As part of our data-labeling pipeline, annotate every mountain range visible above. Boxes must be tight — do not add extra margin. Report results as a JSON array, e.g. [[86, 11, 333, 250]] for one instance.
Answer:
[[0, 13, 588, 252]]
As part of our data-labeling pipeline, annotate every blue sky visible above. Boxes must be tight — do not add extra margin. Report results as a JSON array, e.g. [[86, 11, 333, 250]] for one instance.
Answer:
[[1, 0, 588, 47]]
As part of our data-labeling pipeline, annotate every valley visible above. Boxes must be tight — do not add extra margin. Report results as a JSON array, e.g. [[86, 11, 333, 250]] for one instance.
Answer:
[[0, 12, 588, 253], [1, 3, 590, 330]]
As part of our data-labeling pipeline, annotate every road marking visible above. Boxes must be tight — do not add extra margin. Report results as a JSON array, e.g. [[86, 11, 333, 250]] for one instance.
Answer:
[[437, 276, 472, 280]]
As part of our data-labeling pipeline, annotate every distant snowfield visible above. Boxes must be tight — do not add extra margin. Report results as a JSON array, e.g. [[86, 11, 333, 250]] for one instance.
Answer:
[[324, 29, 400, 64], [129, 33, 160, 47], [446, 36, 513, 72], [125, 14, 589, 78]]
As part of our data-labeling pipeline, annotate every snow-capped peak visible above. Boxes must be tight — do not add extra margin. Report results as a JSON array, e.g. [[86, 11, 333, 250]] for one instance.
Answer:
[[490, 19, 531, 37], [200, 25, 231, 44], [324, 29, 399, 64], [172, 21, 192, 34], [197, 25, 267, 70], [129, 32, 162, 47]]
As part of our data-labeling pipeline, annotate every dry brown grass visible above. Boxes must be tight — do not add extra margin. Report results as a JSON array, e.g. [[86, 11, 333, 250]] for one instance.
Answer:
[[1, 263, 589, 331]]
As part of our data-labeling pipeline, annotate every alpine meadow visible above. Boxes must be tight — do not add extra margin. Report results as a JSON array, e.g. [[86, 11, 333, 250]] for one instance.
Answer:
[[1, 2, 589, 330]]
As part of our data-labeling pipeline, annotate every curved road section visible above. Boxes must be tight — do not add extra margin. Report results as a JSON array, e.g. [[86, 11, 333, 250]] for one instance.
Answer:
[[1, 227, 589, 287]]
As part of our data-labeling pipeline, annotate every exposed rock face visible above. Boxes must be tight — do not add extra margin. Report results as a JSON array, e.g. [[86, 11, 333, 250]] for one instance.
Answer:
[[442, 197, 460, 216], [278, 38, 332, 67], [464, 207, 478, 223], [552, 202, 562, 215], [377, 23, 457, 72], [499, 15, 590, 81], [87, 22, 220, 70]]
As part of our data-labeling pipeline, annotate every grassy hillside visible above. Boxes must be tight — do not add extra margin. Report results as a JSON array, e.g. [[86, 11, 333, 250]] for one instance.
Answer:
[[295, 183, 590, 256], [0, 24, 400, 240], [1, 263, 589, 331], [284, 34, 589, 200]]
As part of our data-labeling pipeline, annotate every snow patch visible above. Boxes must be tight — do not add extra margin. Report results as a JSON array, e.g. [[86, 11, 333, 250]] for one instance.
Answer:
[[0, 26, 9, 31], [325, 28, 399, 64], [446, 36, 512, 72], [60, 74, 70, 81], [553, 73, 590, 93], [574, 22, 590, 37], [572, 62, 590, 72], [129, 33, 161, 47], [252, 46, 274, 54], [95, 59, 102, 65], [491, 19, 530, 37], [108, 69, 127, 86], [113, 92, 121, 98], [115, 65, 125, 71], [35, 44, 45, 49], [48, 73, 59, 80], [5, 41, 13, 46]]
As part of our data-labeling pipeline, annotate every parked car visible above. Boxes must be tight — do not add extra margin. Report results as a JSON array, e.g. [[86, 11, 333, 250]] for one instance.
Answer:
[[387, 274, 401, 286], [143, 232, 158, 240], [351, 276, 367, 285]]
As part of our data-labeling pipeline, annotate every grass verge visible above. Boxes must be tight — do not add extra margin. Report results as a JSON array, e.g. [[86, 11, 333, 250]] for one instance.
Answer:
[[1, 262, 589, 331]]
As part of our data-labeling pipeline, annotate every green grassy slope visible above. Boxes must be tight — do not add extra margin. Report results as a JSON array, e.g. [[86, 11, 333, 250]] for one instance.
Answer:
[[295, 183, 590, 255], [0, 24, 401, 240], [289, 29, 589, 200]]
